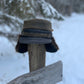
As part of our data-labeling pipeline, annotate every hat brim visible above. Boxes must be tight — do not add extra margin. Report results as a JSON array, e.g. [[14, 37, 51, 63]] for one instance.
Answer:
[[45, 37, 59, 52], [16, 37, 59, 53], [19, 36, 52, 44], [16, 41, 27, 53]]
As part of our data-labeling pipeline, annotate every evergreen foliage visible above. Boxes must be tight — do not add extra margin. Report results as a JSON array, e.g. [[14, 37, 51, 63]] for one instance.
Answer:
[[46, 0, 84, 15], [0, 0, 63, 32]]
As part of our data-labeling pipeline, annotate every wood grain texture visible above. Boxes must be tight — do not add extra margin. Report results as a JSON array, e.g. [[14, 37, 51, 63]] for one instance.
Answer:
[[28, 44, 46, 72], [8, 61, 63, 84]]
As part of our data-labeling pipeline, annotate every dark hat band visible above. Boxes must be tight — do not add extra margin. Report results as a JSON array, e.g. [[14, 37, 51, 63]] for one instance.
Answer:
[[22, 29, 52, 34], [21, 28, 52, 38]]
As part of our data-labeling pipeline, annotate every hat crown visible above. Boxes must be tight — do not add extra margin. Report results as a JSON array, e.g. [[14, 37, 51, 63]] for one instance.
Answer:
[[23, 19, 52, 31]]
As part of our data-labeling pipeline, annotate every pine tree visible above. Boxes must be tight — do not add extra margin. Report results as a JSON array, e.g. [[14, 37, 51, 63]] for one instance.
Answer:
[[0, 0, 63, 33]]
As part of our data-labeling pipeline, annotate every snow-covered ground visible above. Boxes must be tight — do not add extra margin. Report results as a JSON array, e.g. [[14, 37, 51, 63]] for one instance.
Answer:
[[0, 13, 84, 84]]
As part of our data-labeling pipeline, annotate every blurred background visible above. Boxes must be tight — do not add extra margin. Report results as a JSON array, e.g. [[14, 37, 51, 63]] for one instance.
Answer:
[[0, 0, 84, 84]]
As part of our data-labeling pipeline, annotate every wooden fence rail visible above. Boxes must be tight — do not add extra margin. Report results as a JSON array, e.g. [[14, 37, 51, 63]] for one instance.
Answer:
[[8, 61, 62, 84]]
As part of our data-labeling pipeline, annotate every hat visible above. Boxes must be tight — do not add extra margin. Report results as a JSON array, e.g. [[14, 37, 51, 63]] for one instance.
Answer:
[[16, 19, 59, 53]]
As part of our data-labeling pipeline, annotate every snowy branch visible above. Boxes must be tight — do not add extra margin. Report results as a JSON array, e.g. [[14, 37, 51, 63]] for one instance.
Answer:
[[0, 31, 19, 41]]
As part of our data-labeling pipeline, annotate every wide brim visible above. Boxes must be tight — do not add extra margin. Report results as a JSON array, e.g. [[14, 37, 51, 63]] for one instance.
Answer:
[[19, 36, 52, 44], [16, 37, 59, 53]]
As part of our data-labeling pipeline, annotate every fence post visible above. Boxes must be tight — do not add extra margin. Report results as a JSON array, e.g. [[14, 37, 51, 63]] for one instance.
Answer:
[[28, 44, 46, 72]]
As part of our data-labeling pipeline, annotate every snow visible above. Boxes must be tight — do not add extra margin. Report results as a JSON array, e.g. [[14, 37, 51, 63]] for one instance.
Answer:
[[0, 11, 23, 33], [36, 0, 63, 19], [0, 11, 23, 24], [9, 0, 13, 3], [0, 36, 29, 84], [0, 25, 11, 32], [0, 13, 84, 84]]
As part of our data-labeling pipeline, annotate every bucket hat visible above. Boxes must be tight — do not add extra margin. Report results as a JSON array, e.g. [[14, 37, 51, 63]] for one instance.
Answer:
[[16, 19, 59, 53]]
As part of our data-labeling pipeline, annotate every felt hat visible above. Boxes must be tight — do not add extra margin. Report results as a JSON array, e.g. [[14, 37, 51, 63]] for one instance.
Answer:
[[16, 19, 59, 53]]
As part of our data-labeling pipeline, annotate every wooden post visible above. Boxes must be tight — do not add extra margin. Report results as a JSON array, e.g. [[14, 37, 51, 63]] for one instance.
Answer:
[[28, 44, 46, 72]]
